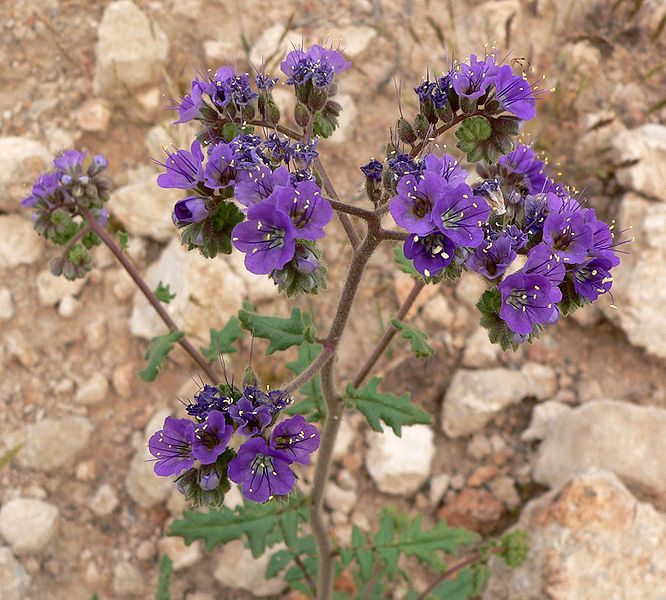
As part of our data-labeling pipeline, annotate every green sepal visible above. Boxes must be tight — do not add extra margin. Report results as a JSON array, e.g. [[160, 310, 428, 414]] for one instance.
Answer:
[[180, 200, 244, 259], [139, 330, 185, 381], [391, 319, 435, 358], [345, 377, 432, 436], [199, 317, 243, 361], [313, 110, 334, 138]]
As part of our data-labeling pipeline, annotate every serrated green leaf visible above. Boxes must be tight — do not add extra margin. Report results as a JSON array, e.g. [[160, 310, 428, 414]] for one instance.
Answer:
[[155, 555, 173, 600], [398, 517, 478, 571], [428, 568, 476, 600], [266, 549, 294, 579], [346, 377, 432, 436], [285, 343, 326, 422], [118, 230, 129, 250], [393, 245, 420, 278], [154, 281, 176, 304], [351, 526, 375, 582], [199, 317, 243, 361], [238, 308, 313, 355], [456, 116, 492, 149], [374, 514, 399, 575], [168, 497, 307, 557], [139, 331, 185, 382], [391, 319, 435, 358]]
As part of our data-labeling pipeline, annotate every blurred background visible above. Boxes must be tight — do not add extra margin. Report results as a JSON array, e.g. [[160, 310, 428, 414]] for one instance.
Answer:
[[1, 0, 665, 598]]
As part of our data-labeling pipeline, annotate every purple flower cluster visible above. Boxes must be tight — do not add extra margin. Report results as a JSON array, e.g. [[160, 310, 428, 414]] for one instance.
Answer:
[[149, 383, 320, 504], [280, 44, 351, 88], [389, 152, 490, 278], [416, 52, 538, 121]]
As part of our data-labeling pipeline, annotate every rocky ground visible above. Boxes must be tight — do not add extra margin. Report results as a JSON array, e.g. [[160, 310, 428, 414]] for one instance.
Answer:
[[1, 0, 666, 599]]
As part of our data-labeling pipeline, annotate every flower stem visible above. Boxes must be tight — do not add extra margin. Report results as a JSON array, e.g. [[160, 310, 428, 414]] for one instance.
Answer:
[[352, 278, 425, 387], [81, 208, 218, 383]]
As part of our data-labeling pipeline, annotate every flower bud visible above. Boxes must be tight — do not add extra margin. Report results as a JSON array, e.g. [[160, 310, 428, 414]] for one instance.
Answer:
[[308, 86, 328, 111], [397, 117, 417, 144], [294, 103, 311, 128], [414, 113, 430, 139]]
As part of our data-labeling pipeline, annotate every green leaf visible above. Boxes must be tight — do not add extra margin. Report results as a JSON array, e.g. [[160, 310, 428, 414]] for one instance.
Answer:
[[374, 514, 399, 575], [169, 496, 307, 557], [155, 555, 173, 600], [89, 595, 99, 600], [285, 343, 326, 422], [118, 230, 129, 250], [352, 526, 375, 582], [429, 567, 475, 600], [455, 116, 492, 159], [266, 549, 295, 579], [391, 319, 435, 358], [393, 245, 420, 278], [139, 331, 185, 382], [154, 281, 176, 304], [397, 516, 478, 571], [456, 115, 519, 164], [238, 308, 314, 355], [199, 317, 243, 361], [345, 377, 432, 436]]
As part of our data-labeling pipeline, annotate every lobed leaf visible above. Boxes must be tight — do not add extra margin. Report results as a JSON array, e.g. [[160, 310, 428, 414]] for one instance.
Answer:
[[391, 319, 435, 358], [199, 317, 243, 361], [238, 308, 314, 355], [154, 281, 176, 304], [139, 331, 185, 382], [155, 555, 173, 600]]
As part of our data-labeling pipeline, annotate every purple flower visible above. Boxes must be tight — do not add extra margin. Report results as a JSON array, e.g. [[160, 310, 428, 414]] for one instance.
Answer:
[[281, 44, 350, 88], [574, 257, 614, 301], [148, 417, 196, 477], [270, 415, 320, 465], [423, 153, 467, 187], [204, 143, 237, 189], [225, 72, 259, 107], [524, 242, 566, 284], [404, 231, 456, 278], [361, 159, 383, 182], [498, 145, 551, 195], [432, 75, 452, 108], [173, 196, 208, 225], [584, 209, 620, 267], [498, 272, 562, 335], [198, 464, 222, 491], [263, 134, 292, 164], [290, 170, 315, 185], [491, 65, 536, 120], [232, 203, 297, 274], [293, 244, 319, 273], [389, 172, 444, 235], [157, 141, 205, 190], [255, 71, 277, 91], [174, 77, 209, 124], [415, 79, 436, 102], [387, 153, 422, 182], [235, 165, 290, 207], [227, 437, 296, 503], [230, 134, 264, 169], [433, 183, 490, 247], [451, 55, 498, 100], [186, 384, 232, 420], [542, 210, 593, 264], [54, 150, 86, 171], [290, 140, 319, 164], [191, 410, 233, 465], [467, 235, 517, 279], [523, 193, 548, 235], [505, 224, 528, 250], [228, 397, 273, 437], [22, 172, 60, 207], [269, 180, 333, 240]]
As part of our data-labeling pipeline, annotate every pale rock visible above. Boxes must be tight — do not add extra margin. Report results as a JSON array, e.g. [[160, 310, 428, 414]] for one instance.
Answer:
[[520, 401, 571, 442], [520, 362, 557, 399], [0, 546, 25, 600], [4, 331, 39, 368], [76, 99, 111, 132], [575, 111, 626, 163], [455, 271, 486, 310], [136, 87, 161, 112], [467, 432, 492, 459], [85, 317, 107, 351], [158, 536, 201, 571], [570, 302, 604, 327], [203, 39, 236, 63], [93, 0, 169, 95], [428, 473, 451, 506], [0, 138, 51, 212], [144, 121, 198, 161], [561, 40, 601, 74], [0, 288, 14, 321], [332, 416, 355, 460], [0, 499, 59, 555], [57, 295, 79, 318], [270, 87, 295, 119], [249, 23, 301, 68], [75, 373, 110, 405], [110, 166, 179, 242], [484, 470, 666, 600], [112, 363, 135, 398], [14, 417, 93, 470], [365, 426, 434, 495], [0, 215, 44, 269], [112, 561, 145, 596], [166, 488, 188, 517], [443, 368, 534, 438], [421, 294, 455, 328], [458, 1, 522, 55], [135, 540, 156, 562], [534, 400, 666, 497], [325, 482, 357, 514], [90, 484, 119, 516], [76, 460, 98, 482], [44, 127, 76, 154], [601, 193, 666, 357], [326, 26, 377, 56], [612, 124, 666, 201], [130, 238, 278, 343], [393, 271, 440, 311], [125, 408, 172, 507], [214, 540, 288, 597], [35, 270, 85, 306], [462, 326, 499, 368], [489, 476, 520, 510], [329, 93, 358, 144]]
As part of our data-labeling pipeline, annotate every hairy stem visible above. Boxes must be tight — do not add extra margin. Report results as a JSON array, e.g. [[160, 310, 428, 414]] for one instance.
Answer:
[[81, 209, 218, 383], [352, 278, 425, 387]]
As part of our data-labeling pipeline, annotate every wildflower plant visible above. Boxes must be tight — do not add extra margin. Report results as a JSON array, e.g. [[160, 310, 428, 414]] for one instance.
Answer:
[[22, 44, 623, 599]]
